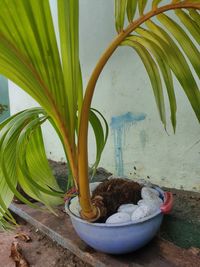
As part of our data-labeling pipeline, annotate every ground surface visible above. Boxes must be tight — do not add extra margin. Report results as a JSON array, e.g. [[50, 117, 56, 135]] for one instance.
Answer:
[[9, 203, 200, 267], [161, 188, 200, 248], [0, 221, 90, 267], [164, 188, 200, 223]]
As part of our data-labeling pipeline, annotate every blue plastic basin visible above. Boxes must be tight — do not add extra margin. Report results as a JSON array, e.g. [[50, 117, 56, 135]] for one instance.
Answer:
[[65, 187, 169, 254]]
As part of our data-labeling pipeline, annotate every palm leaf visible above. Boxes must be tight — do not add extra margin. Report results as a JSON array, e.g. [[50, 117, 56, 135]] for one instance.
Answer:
[[126, 34, 177, 130], [122, 39, 166, 128], [176, 9, 200, 45], [0, 0, 108, 227], [89, 108, 109, 178], [58, 0, 83, 142], [126, 0, 137, 23], [0, 0, 78, 176], [0, 0, 64, 119], [0, 108, 64, 226], [157, 13, 200, 80], [138, 0, 147, 15], [189, 9, 200, 27], [145, 20, 200, 121], [115, 0, 128, 32], [114, 1, 200, 128], [152, 0, 163, 8], [16, 118, 63, 198]]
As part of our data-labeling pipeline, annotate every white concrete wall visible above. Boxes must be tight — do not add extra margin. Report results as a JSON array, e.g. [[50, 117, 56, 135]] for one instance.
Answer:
[[9, 1, 200, 192]]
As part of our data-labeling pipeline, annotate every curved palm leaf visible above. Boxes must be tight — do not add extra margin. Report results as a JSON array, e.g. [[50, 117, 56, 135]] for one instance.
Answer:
[[115, 0, 128, 33], [0, 0, 76, 186], [122, 39, 167, 128], [126, 0, 137, 23], [145, 20, 200, 122], [89, 108, 109, 178], [189, 9, 200, 27], [115, 1, 200, 131], [158, 13, 200, 79], [0, 108, 64, 226], [176, 9, 200, 45], [0, 0, 108, 227], [138, 0, 147, 15], [126, 34, 177, 130]]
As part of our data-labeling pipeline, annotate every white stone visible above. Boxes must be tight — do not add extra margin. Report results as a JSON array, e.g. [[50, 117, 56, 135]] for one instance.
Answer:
[[148, 187, 160, 197], [69, 196, 81, 217], [141, 187, 160, 200], [137, 198, 162, 213], [118, 204, 138, 215], [106, 212, 131, 224], [89, 182, 101, 193], [138, 196, 163, 207], [131, 205, 152, 221]]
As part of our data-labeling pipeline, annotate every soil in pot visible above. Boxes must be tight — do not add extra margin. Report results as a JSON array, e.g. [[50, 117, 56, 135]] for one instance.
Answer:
[[91, 178, 142, 222]]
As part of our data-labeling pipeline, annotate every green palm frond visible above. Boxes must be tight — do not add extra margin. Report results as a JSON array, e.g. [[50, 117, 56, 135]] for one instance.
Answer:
[[0, 108, 64, 227], [122, 39, 167, 128], [125, 34, 177, 130], [0, 0, 107, 228], [58, 0, 83, 143], [89, 108, 109, 178], [115, 0, 200, 131], [152, 0, 163, 9], [189, 9, 200, 26], [115, 0, 128, 33], [176, 9, 200, 44], [138, 0, 148, 15], [126, 0, 137, 23]]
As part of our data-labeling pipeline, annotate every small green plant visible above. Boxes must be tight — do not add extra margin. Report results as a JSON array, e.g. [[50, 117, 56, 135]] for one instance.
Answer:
[[0, 0, 200, 228]]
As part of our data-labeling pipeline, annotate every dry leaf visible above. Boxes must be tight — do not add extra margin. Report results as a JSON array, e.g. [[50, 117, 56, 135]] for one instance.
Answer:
[[14, 232, 31, 242], [10, 241, 29, 267], [188, 247, 200, 256]]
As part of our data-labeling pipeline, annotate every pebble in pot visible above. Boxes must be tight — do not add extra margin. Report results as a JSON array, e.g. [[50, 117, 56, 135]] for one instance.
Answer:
[[138, 199, 162, 213], [106, 212, 131, 224], [141, 187, 163, 208], [118, 203, 138, 215], [89, 182, 101, 194], [131, 187, 163, 221], [141, 187, 160, 199], [131, 205, 152, 221], [69, 196, 80, 217]]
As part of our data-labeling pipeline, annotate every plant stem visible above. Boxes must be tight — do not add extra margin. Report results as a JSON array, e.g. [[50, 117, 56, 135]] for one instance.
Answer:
[[57, 120, 78, 182], [78, 2, 200, 220]]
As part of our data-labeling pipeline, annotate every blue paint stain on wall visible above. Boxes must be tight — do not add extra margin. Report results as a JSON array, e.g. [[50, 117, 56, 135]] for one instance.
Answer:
[[110, 112, 146, 176], [0, 76, 10, 122]]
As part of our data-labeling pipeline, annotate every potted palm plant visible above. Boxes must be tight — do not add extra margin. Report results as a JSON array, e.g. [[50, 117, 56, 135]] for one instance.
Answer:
[[0, 0, 200, 253]]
